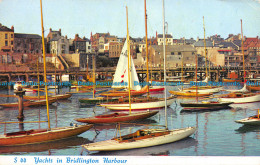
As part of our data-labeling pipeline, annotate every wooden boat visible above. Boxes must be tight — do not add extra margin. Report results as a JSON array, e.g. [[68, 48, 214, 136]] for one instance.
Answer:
[[0, 98, 57, 108], [183, 86, 222, 93], [75, 111, 159, 124], [83, 127, 196, 151], [79, 97, 119, 105], [247, 86, 260, 91], [169, 90, 212, 97], [100, 96, 175, 111], [66, 88, 108, 95], [222, 78, 242, 83], [99, 86, 148, 97], [0, 125, 93, 146], [149, 86, 164, 92], [218, 92, 260, 103], [82, 3, 196, 151], [235, 115, 260, 125], [225, 84, 248, 93], [180, 101, 233, 111], [235, 109, 260, 125], [23, 94, 72, 100], [0, 2, 94, 146]]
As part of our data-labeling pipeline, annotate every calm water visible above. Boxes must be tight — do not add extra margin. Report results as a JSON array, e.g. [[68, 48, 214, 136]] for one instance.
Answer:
[[0, 85, 260, 156]]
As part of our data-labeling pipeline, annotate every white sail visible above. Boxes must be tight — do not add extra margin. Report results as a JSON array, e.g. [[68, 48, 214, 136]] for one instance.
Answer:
[[112, 40, 141, 90]]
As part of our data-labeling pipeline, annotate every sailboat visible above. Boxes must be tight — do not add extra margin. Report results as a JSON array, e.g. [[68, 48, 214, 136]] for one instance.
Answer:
[[82, 2, 196, 151], [100, 2, 176, 111], [180, 24, 233, 111], [218, 19, 260, 103], [76, 5, 159, 123], [0, 0, 93, 146], [99, 40, 147, 97], [168, 18, 214, 97], [235, 109, 260, 125]]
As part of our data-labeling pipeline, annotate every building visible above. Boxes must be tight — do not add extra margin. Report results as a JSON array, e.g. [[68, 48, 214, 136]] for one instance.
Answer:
[[50, 35, 69, 55], [148, 45, 197, 68], [243, 37, 260, 67], [0, 24, 14, 52], [85, 38, 92, 53], [47, 28, 70, 55], [157, 34, 173, 45], [14, 33, 42, 54], [73, 34, 87, 53], [91, 32, 110, 52]]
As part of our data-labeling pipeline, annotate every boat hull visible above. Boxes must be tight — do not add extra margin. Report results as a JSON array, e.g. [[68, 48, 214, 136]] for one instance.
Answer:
[[0, 124, 93, 146], [23, 94, 72, 100], [235, 116, 260, 125], [180, 101, 233, 111], [79, 97, 118, 104], [222, 78, 242, 83], [0, 98, 57, 108], [83, 127, 196, 151], [100, 97, 175, 111], [169, 91, 212, 97], [75, 111, 159, 124], [219, 93, 260, 103], [183, 86, 222, 93]]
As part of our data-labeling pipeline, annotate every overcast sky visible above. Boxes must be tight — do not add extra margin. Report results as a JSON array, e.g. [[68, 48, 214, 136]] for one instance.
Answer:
[[0, 0, 259, 39]]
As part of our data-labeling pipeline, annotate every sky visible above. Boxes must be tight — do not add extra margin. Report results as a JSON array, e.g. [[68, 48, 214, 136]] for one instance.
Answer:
[[0, 0, 259, 40]]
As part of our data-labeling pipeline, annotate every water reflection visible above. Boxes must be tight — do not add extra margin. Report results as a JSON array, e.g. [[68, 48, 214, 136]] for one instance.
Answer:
[[235, 125, 260, 134], [0, 136, 91, 155]]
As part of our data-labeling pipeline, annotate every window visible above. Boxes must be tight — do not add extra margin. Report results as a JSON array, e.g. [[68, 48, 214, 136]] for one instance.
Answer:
[[5, 34, 8, 39], [11, 34, 13, 38], [5, 41, 8, 46], [11, 41, 13, 45], [171, 52, 174, 55], [178, 52, 181, 55]]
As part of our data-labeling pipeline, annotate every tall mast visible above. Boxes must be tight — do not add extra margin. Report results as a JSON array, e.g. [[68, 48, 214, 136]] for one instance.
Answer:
[[37, 54, 40, 100], [196, 53, 198, 103], [126, 6, 131, 114], [241, 19, 245, 83], [40, 0, 50, 129], [92, 55, 95, 98], [203, 16, 208, 79], [86, 55, 89, 81], [144, 0, 149, 96], [162, 0, 167, 129]]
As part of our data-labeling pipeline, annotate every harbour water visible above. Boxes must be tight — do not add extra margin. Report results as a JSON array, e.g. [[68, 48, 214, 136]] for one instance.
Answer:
[[0, 85, 260, 156]]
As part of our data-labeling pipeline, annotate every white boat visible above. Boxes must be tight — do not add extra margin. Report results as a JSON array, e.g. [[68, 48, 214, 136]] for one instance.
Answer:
[[235, 115, 260, 125], [183, 86, 222, 93], [82, 2, 196, 152], [100, 97, 175, 111], [84, 127, 196, 151], [225, 84, 248, 93], [218, 92, 260, 103]]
